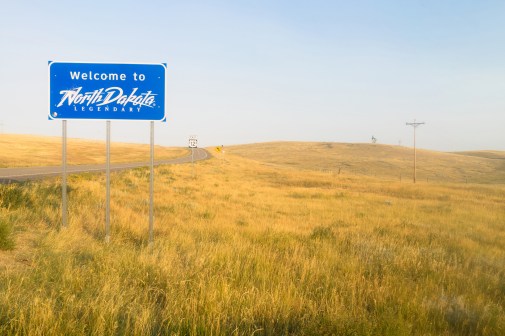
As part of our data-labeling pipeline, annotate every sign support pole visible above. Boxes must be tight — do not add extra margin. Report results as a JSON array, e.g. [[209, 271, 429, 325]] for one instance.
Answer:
[[105, 120, 111, 243], [192, 147, 195, 178], [189, 136, 197, 179], [62, 120, 68, 228], [148, 121, 154, 247]]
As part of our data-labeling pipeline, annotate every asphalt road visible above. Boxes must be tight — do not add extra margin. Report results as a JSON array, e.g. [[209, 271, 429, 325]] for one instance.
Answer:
[[0, 147, 209, 184]]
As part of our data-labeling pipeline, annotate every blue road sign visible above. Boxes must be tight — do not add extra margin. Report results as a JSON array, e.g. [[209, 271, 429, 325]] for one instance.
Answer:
[[49, 62, 166, 121]]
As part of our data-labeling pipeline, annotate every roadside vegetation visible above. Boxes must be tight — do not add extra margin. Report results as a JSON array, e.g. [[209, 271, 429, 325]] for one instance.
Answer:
[[0, 141, 504, 335]]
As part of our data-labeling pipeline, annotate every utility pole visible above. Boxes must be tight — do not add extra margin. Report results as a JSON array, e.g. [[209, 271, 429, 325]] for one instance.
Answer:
[[406, 119, 425, 183]]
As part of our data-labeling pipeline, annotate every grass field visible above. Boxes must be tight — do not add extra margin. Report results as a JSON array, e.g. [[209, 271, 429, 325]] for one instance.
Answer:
[[454, 150, 505, 160], [227, 142, 505, 184], [0, 138, 504, 335], [0, 134, 189, 167]]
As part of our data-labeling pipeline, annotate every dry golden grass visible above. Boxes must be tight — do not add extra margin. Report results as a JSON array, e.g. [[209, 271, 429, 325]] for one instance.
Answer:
[[0, 142, 504, 334], [0, 134, 188, 167], [227, 141, 505, 184], [454, 150, 505, 160]]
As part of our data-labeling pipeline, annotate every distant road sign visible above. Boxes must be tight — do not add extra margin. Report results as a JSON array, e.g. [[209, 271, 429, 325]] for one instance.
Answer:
[[48, 62, 166, 121], [189, 135, 198, 148]]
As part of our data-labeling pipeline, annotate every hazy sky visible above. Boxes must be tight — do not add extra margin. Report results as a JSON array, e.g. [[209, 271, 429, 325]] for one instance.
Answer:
[[1, 0, 504, 151]]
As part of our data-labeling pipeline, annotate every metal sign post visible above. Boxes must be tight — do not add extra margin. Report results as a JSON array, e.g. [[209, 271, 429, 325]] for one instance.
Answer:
[[148, 121, 154, 247], [189, 135, 197, 179], [105, 121, 111, 243], [62, 120, 68, 228], [49, 61, 167, 244], [191, 148, 195, 178]]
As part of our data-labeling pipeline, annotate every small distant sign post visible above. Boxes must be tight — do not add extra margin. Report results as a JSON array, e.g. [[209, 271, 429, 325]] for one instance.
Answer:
[[49, 61, 167, 245], [189, 135, 197, 177]]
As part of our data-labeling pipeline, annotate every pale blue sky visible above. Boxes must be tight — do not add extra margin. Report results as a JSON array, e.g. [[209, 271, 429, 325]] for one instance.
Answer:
[[1, 0, 504, 150]]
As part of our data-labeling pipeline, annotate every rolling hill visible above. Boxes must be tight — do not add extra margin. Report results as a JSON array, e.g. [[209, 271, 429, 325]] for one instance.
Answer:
[[225, 141, 505, 184], [0, 134, 188, 168], [453, 150, 505, 160]]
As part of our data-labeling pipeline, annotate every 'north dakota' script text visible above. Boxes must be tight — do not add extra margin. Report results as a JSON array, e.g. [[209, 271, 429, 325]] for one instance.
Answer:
[[57, 87, 157, 110]]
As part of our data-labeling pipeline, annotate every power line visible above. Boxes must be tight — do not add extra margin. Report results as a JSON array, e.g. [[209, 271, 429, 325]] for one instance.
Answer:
[[406, 119, 425, 183]]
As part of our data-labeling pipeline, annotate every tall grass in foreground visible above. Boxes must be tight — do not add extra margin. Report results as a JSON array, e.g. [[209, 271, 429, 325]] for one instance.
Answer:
[[0, 154, 504, 335]]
